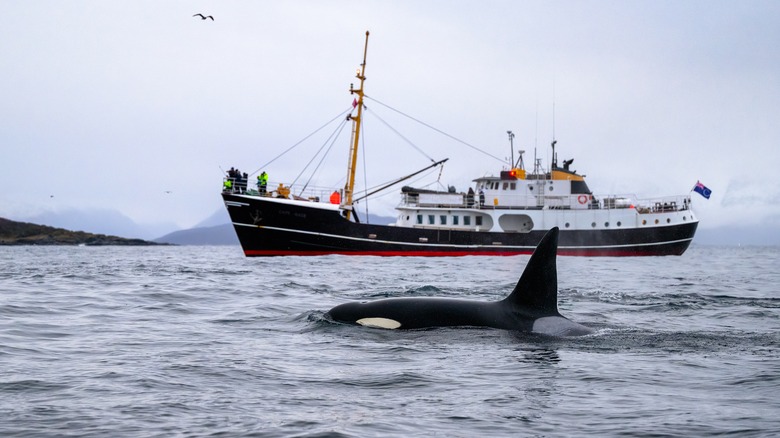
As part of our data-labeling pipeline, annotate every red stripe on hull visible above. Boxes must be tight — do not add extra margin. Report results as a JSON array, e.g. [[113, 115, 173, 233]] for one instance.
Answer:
[[243, 247, 686, 257], [244, 249, 531, 257]]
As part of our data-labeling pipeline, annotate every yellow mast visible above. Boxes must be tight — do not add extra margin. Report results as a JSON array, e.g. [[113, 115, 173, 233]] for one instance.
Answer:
[[343, 30, 369, 221]]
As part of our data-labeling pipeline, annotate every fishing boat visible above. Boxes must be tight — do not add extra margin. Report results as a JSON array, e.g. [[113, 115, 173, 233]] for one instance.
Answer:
[[222, 32, 698, 256]]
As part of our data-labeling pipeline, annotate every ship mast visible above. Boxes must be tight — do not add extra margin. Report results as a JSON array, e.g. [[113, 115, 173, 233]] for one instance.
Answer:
[[343, 30, 370, 221]]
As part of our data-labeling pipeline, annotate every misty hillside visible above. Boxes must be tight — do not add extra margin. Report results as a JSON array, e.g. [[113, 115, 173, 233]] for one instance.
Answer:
[[23, 208, 178, 240], [154, 224, 239, 246]]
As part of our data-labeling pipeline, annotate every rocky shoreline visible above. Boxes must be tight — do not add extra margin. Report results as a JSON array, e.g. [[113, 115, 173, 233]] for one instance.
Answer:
[[0, 217, 166, 246]]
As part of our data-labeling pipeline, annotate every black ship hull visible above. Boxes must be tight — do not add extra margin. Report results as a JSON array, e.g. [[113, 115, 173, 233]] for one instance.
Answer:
[[223, 193, 698, 256]]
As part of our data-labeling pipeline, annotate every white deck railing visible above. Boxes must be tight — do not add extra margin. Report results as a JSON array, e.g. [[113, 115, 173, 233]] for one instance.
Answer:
[[400, 191, 693, 213]]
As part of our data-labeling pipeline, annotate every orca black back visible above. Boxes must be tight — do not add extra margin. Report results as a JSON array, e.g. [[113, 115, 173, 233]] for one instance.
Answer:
[[326, 226, 592, 335]]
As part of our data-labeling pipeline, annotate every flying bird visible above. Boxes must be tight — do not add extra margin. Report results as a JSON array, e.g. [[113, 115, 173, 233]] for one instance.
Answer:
[[192, 13, 214, 21]]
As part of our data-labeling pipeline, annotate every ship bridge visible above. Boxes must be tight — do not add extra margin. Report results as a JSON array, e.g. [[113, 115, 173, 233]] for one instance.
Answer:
[[473, 163, 594, 210]]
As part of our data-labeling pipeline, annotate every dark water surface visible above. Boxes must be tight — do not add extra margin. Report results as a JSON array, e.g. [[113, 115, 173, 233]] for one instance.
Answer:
[[1, 245, 778, 437]]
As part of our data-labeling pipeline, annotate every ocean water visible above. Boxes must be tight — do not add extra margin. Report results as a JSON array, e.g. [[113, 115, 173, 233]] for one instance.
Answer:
[[1, 244, 778, 437]]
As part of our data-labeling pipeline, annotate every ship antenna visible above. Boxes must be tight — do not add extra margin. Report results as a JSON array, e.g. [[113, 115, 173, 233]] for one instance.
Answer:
[[507, 130, 515, 168], [552, 78, 556, 143], [551, 80, 556, 176], [533, 100, 539, 174], [534, 100, 539, 155], [344, 31, 369, 221]]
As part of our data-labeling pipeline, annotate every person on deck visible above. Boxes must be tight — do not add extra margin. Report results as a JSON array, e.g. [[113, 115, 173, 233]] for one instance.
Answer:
[[242, 173, 249, 193], [257, 171, 268, 195], [479, 189, 485, 208], [225, 168, 237, 192]]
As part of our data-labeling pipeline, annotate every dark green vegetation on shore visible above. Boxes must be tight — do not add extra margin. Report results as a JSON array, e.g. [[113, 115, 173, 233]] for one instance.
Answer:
[[0, 218, 164, 246]]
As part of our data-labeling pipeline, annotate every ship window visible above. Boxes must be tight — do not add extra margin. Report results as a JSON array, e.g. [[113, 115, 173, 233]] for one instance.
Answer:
[[565, 222, 570, 228], [667, 218, 671, 223], [464, 216, 471, 225], [510, 183, 516, 190], [529, 186, 534, 191], [591, 222, 597, 228], [440, 215, 447, 225], [476, 216, 483, 226], [617, 221, 622, 227], [549, 186, 554, 191], [502, 182, 508, 190], [453, 216, 459, 225], [417, 214, 423, 224], [605, 222, 609, 227], [571, 180, 591, 194], [428, 215, 435, 225]]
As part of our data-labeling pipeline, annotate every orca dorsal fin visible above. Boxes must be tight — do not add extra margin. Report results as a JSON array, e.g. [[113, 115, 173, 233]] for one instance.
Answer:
[[502, 227, 561, 316]]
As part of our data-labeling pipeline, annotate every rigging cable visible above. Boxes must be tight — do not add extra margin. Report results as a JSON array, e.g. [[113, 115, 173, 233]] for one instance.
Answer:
[[296, 117, 350, 194], [364, 95, 505, 164], [353, 158, 448, 204], [248, 107, 353, 178], [354, 165, 440, 202], [362, 106, 435, 163]]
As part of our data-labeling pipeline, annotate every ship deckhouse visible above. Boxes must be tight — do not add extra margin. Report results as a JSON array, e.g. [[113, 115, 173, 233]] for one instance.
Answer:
[[474, 159, 594, 211]]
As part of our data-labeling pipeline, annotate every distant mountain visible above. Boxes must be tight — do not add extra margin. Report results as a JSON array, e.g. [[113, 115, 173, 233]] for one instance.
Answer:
[[0, 217, 163, 246], [21, 208, 179, 240], [194, 208, 232, 228], [364, 213, 396, 225], [154, 223, 239, 246]]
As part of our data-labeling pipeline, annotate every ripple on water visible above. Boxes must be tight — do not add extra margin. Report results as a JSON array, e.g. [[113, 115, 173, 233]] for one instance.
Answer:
[[0, 245, 779, 436]]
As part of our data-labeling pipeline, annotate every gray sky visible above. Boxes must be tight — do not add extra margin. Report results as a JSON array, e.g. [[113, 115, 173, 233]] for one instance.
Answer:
[[2, 1, 779, 230]]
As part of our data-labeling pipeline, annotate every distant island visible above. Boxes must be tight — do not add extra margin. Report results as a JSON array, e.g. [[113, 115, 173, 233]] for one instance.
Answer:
[[0, 217, 164, 246]]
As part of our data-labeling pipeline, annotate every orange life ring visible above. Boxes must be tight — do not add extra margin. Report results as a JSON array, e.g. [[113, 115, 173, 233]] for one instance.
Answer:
[[577, 195, 588, 205]]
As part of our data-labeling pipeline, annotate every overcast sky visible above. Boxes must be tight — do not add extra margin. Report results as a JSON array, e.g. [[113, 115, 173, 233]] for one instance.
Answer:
[[2, 1, 779, 230]]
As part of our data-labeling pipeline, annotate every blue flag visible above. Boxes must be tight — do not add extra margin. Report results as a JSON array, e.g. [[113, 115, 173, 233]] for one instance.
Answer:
[[693, 181, 712, 199]]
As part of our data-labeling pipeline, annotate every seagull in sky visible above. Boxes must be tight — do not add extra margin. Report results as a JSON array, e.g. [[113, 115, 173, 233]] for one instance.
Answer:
[[193, 13, 214, 21]]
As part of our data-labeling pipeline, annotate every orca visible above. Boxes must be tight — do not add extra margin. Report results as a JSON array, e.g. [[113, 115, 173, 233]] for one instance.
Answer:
[[326, 227, 592, 336]]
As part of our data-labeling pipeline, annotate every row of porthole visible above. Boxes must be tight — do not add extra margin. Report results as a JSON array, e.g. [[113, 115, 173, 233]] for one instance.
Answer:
[[642, 216, 690, 225], [640, 216, 690, 225], [560, 215, 691, 229], [564, 221, 623, 228], [565, 216, 691, 228], [642, 218, 679, 225]]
